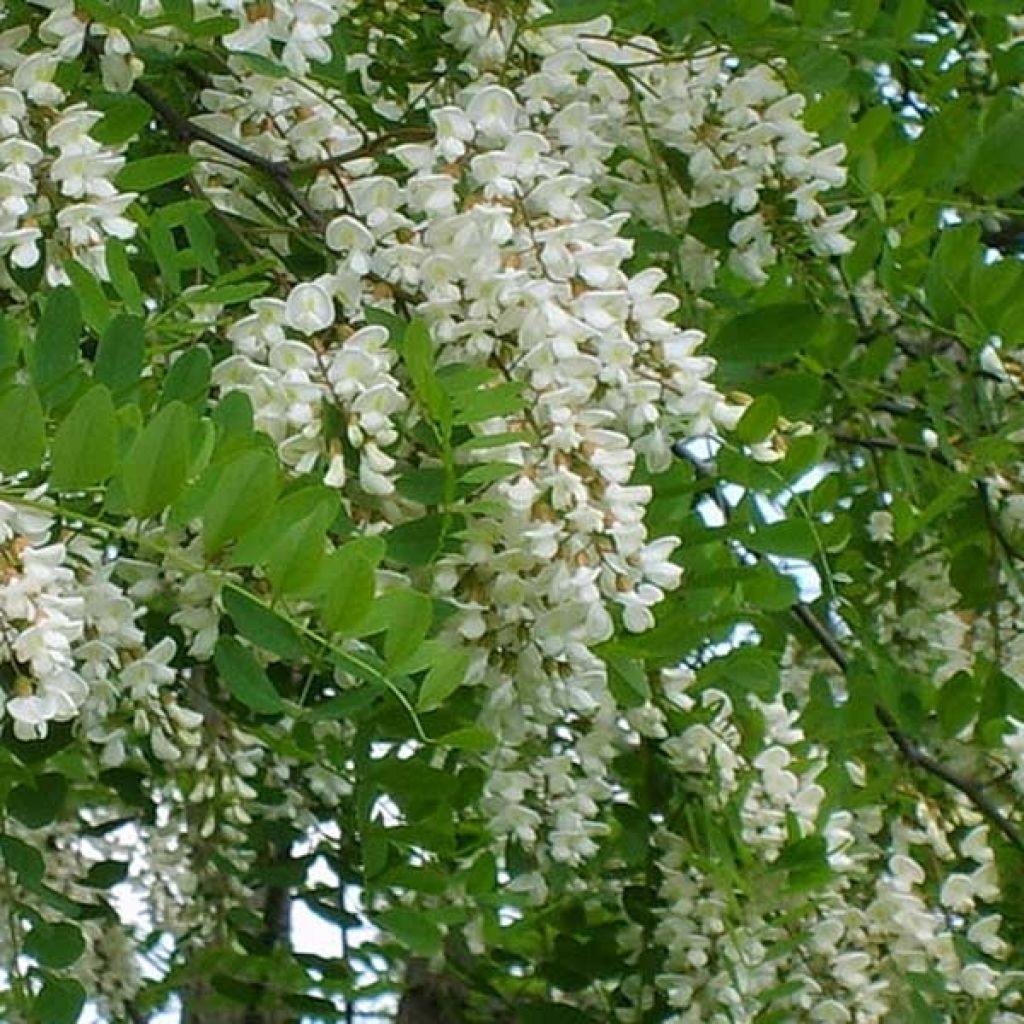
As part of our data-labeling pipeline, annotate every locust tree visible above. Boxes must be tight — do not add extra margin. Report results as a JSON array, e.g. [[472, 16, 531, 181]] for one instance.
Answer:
[[2, 0, 1024, 1022]]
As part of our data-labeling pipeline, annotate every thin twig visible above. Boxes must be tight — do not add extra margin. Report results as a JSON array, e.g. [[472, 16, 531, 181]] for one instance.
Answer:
[[832, 432, 953, 469]]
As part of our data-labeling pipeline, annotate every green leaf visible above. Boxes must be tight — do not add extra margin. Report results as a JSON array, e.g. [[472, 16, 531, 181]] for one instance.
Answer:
[[230, 486, 339, 568], [969, 108, 1024, 199], [31, 976, 86, 1024], [775, 835, 831, 891], [735, 394, 779, 444], [374, 908, 443, 956], [385, 514, 447, 566], [937, 672, 979, 738], [116, 154, 196, 192], [439, 725, 496, 751], [94, 314, 145, 401], [746, 520, 818, 559], [0, 316, 21, 374], [121, 400, 193, 517], [8, 773, 68, 829], [0, 385, 46, 473], [265, 510, 329, 596], [317, 545, 377, 634], [743, 563, 799, 611], [214, 635, 285, 714], [222, 587, 306, 660], [91, 94, 152, 145], [382, 589, 433, 670], [519, 1005, 590, 1024], [201, 449, 280, 553], [237, 52, 289, 78], [64, 260, 111, 334], [50, 385, 118, 491], [32, 286, 83, 408], [403, 319, 451, 432], [161, 346, 211, 406], [711, 304, 823, 366], [84, 860, 129, 889], [105, 239, 144, 313], [607, 655, 651, 708], [417, 648, 470, 712], [892, 0, 925, 41], [25, 922, 86, 969], [0, 835, 44, 887], [452, 381, 524, 424]]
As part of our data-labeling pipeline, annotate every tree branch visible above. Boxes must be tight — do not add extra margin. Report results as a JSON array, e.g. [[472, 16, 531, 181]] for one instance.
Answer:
[[790, 602, 1024, 854], [130, 78, 326, 230], [674, 445, 1024, 853]]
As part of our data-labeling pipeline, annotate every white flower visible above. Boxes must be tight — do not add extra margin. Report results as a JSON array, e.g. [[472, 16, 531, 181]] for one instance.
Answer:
[[961, 962, 999, 999], [868, 509, 894, 543], [466, 85, 519, 139], [285, 282, 335, 336]]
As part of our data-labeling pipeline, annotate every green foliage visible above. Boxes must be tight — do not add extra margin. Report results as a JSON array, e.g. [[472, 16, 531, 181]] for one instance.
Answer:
[[2, 3, 1024, 1024]]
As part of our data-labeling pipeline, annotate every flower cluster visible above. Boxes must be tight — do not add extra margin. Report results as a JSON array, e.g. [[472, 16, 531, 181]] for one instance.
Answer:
[[0, 21, 138, 282], [201, 0, 858, 867], [0, 494, 203, 771], [640, 666, 1024, 1023]]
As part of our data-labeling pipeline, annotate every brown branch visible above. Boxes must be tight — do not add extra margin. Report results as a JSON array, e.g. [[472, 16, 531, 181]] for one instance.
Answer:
[[674, 445, 1024, 853], [790, 602, 1024, 854], [873, 703, 1024, 854], [832, 432, 953, 470], [292, 126, 435, 172], [130, 77, 326, 230]]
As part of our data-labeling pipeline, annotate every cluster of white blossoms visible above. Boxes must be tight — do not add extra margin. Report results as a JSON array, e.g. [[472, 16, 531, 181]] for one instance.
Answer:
[[633, 664, 1024, 1024], [0, 21, 138, 282], [511, 18, 856, 288], [213, 299, 407, 490], [197, 0, 856, 865], [0, 493, 207, 772]]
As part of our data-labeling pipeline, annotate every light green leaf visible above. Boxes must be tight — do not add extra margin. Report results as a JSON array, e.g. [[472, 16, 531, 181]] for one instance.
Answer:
[[317, 545, 377, 634], [452, 382, 524, 425], [265, 510, 329, 596], [403, 319, 451, 432], [214, 635, 285, 714], [222, 587, 306, 661], [50, 385, 118, 490], [122, 400, 193, 517], [201, 449, 280, 553], [94, 314, 145, 401], [382, 589, 433, 669], [417, 647, 469, 712], [231, 486, 339, 568], [116, 154, 196, 192], [0, 385, 46, 473]]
